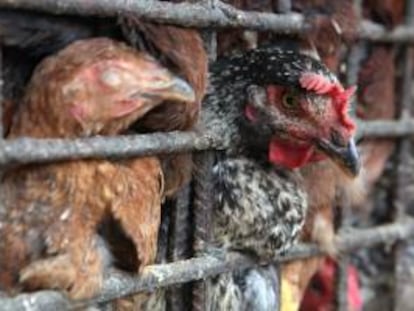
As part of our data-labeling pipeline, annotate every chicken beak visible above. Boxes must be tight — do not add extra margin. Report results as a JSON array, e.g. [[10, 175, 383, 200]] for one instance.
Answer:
[[149, 76, 196, 103], [315, 137, 361, 177]]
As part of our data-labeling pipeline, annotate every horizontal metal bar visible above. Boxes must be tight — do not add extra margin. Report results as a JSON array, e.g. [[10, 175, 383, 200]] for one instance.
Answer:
[[1, 221, 413, 311], [0, 0, 305, 33], [0, 119, 408, 166], [359, 20, 414, 43], [0, 131, 225, 166], [0, 0, 414, 42], [356, 119, 414, 138]]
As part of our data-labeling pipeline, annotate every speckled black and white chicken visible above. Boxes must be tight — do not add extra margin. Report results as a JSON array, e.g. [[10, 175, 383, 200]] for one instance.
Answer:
[[200, 46, 360, 310]]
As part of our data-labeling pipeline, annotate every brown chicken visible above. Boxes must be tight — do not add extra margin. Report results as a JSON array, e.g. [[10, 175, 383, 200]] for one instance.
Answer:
[[357, 47, 396, 192], [355, 0, 402, 195], [282, 161, 364, 311], [120, 17, 208, 197], [0, 10, 208, 196], [289, 0, 359, 72], [363, 0, 405, 29], [0, 38, 196, 299]]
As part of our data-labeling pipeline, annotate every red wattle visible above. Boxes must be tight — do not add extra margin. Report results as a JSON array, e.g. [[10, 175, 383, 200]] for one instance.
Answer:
[[300, 258, 362, 311], [348, 265, 363, 311], [244, 105, 257, 122], [268, 139, 324, 169]]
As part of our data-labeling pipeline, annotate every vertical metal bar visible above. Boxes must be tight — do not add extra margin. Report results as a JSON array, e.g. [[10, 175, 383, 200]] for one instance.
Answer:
[[0, 46, 3, 138], [393, 2, 414, 310], [334, 205, 351, 311], [335, 1, 363, 309], [191, 152, 215, 311], [277, 0, 292, 13], [276, 3, 291, 311], [167, 185, 193, 311], [192, 2, 217, 310]]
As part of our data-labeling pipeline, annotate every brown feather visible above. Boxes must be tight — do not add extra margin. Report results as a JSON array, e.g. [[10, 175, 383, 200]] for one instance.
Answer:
[[0, 38, 185, 299]]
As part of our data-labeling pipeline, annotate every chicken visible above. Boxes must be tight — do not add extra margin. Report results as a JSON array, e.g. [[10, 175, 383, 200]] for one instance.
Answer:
[[199, 45, 360, 310], [119, 17, 208, 198], [355, 0, 402, 197], [363, 0, 405, 29], [249, 3, 363, 309], [289, 0, 358, 71], [217, 0, 358, 71], [0, 10, 208, 195], [300, 258, 362, 311], [0, 15, 207, 307], [0, 38, 196, 299], [217, 5, 362, 304], [357, 47, 396, 192]]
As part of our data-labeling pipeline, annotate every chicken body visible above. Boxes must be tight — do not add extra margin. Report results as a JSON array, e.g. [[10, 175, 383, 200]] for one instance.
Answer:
[[0, 38, 196, 299], [200, 46, 360, 310], [0, 158, 162, 298], [0, 10, 208, 198]]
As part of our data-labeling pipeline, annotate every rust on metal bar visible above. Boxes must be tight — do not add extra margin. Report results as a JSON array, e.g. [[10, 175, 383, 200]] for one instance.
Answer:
[[393, 1, 414, 310], [336, 3, 363, 307], [1, 0, 414, 43], [0, 46, 3, 138], [359, 20, 414, 42], [0, 221, 413, 311], [355, 119, 414, 138], [0, 131, 224, 166], [191, 151, 215, 311], [192, 8, 218, 309], [0, 119, 409, 166], [0, 0, 305, 33], [167, 184, 192, 311]]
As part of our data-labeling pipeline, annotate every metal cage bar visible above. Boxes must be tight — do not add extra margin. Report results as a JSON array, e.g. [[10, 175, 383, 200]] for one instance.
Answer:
[[335, 0, 364, 308], [0, 119, 409, 168], [392, 1, 414, 310], [192, 4, 218, 308], [1, 0, 414, 42], [1, 221, 413, 310]]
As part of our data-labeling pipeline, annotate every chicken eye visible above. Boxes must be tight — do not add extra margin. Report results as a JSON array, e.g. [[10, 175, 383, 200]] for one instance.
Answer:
[[100, 69, 122, 87], [282, 92, 299, 110]]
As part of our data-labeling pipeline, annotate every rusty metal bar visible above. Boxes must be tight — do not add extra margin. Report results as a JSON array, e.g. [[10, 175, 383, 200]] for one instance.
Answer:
[[0, 119, 409, 166], [1, 221, 413, 311], [167, 185, 192, 311], [358, 20, 414, 42], [0, 131, 224, 166], [192, 6, 218, 309], [350, 119, 414, 138], [191, 152, 214, 311], [335, 2, 364, 308], [0, 46, 3, 138], [393, 1, 414, 310], [0, 120, 408, 164], [274, 3, 292, 310], [0, 0, 305, 33], [1, 0, 414, 43]]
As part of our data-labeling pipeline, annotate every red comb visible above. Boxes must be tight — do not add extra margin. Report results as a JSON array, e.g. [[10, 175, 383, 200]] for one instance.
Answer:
[[300, 72, 356, 132], [332, 85, 357, 132], [299, 72, 341, 94]]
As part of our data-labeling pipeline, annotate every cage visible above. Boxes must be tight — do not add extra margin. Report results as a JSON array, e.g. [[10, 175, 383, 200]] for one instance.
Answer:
[[0, 1, 413, 311]]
